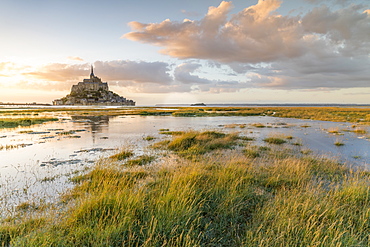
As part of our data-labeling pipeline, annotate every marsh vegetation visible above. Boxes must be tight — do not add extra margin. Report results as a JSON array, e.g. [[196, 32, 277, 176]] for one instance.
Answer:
[[0, 106, 369, 124], [0, 118, 58, 129], [1, 130, 369, 246]]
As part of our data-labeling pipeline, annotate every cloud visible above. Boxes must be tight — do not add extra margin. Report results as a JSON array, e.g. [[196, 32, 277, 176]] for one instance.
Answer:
[[25, 63, 88, 82], [249, 54, 370, 90], [16, 60, 177, 93], [302, 4, 370, 50], [174, 63, 212, 84], [67, 56, 84, 61], [112, 81, 192, 94], [173, 62, 250, 93], [124, 0, 370, 91], [0, 62, 28, 74], [124, 0, 370, 63], [305, 0, 354, 6], [124, 0, 306, 63], [181, 9, 201, 17], [24, 60, 173, 84], [93, 60, 173, 84]]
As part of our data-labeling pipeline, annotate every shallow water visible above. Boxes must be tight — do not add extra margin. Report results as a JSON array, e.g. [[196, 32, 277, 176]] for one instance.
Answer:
[[0, 114, 369, 213]]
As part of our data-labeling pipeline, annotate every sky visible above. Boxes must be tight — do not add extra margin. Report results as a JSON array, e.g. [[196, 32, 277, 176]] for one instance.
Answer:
[[0, 0, 369, 105]]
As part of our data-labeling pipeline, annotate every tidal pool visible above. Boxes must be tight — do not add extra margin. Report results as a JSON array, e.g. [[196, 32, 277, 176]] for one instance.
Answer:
[[0, 114, 369, 213]]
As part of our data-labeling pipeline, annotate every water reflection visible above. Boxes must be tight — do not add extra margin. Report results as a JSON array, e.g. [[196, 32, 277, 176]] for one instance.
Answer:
[[71, 115, 110, 143], [0, 115, 369, 216]]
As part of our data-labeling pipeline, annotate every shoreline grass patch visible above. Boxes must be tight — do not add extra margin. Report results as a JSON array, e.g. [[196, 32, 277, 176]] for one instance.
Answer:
[[109, 149, 134, 161], [125, 155, 156, 167], [164, 131, 239, 158], [263, 137, 287, 145], [0, 118, 58, 129]]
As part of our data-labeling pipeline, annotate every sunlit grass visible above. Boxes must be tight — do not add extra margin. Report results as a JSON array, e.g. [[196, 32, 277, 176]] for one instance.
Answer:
[[109, 149, 134, 161], [1, 129, 370, 246], [263, 137, 287, 145], [1, 106, 369, 124], [334, 141, 345, 146], [0, 118, 58, 128]]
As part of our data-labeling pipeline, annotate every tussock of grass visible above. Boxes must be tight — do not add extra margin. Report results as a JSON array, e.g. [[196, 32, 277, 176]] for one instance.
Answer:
[[224, 123, 246, 128], [251, 123, 266, 128], [0, 118, 58, 129], [334, 141, 345, 146], [159, 131, 184, 135], [165, 131, 238, 158], [327, 127, 341, 134], [109, 149, 134, 161], [143, 135, 155, 141], [351, 128, 367, 134], [263, 137, 287, 145], [125, 155, 156, 167], [56, 130, 75, 135], [243, 145, 270, 158], [1, 130, 370, 246]]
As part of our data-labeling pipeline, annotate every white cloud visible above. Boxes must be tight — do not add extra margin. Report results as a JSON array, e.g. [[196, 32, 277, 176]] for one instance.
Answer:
[[67, 56, 84, 61], [124, 0, 306, 63], [124, 0, 370, 91], [174, 63, 212, 84], [93, 60, 172, 84]]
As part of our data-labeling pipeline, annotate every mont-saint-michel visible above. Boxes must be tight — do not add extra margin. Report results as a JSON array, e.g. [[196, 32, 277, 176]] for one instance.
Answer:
[[53, 66, 135, 106]]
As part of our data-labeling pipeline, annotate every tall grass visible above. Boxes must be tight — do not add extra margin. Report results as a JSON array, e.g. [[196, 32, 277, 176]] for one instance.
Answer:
[[0, 118, 58, 128], [1, 131, 369, 246]]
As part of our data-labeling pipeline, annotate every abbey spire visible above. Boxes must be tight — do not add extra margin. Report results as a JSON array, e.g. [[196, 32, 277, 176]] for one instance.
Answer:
[[90, 65, 95, 79]]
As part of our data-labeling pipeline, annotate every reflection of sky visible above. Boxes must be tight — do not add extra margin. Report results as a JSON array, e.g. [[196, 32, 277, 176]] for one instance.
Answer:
[[0, 115, 369, 178]]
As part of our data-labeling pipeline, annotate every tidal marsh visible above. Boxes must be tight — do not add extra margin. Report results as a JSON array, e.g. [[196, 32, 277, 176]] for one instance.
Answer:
[[0, 107, 369, 246], [1, 130, 369, 246], [0, 106, 369, 124]]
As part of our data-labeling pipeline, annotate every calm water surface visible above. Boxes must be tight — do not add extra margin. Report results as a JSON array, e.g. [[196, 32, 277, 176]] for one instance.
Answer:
[[0, 114, 369, 212]]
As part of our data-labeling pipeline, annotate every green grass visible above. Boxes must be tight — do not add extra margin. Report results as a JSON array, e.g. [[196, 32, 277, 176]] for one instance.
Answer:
[[125, 155, 156, 167], [1, 130, 370, 246], [0, 118, 58, 128], [1, 106, 369, 124], [164, 131, 239, 159], [334, 141, 345, 146], [109, 149, 134, 161], [143, 136, 156, 141], [263, 137, 287, 145]]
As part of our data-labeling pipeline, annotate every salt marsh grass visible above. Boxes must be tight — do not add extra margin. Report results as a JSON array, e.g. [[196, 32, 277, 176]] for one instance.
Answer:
[[0, 118, 58, 129], [109, 149, 134, 161], [1, 130, 370, 246]]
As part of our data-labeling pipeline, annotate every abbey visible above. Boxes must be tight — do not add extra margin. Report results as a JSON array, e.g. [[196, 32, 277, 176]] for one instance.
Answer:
[[53, 66, 135, 106]]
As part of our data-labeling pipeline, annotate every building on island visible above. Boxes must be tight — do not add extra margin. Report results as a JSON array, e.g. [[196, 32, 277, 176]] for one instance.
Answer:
[[53, 66, 135, 106]]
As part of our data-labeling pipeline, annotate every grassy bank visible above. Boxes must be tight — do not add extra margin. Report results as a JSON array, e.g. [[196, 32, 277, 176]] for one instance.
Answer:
[[0, 118, 58, 129], [1, 131, 370, 246], [1, 106, 370, 124]]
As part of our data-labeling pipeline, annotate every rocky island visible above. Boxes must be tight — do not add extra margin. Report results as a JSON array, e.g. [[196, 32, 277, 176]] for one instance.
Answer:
[[53, 66, 135, 106]]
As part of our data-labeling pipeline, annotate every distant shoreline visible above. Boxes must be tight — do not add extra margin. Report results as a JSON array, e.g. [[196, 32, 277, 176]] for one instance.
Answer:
[[156, 103, 370, 107], [0, 103, 369, 108]]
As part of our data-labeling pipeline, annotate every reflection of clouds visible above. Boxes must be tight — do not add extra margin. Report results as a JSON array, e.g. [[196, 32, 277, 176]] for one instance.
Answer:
[[71, 115, 109, 133]]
